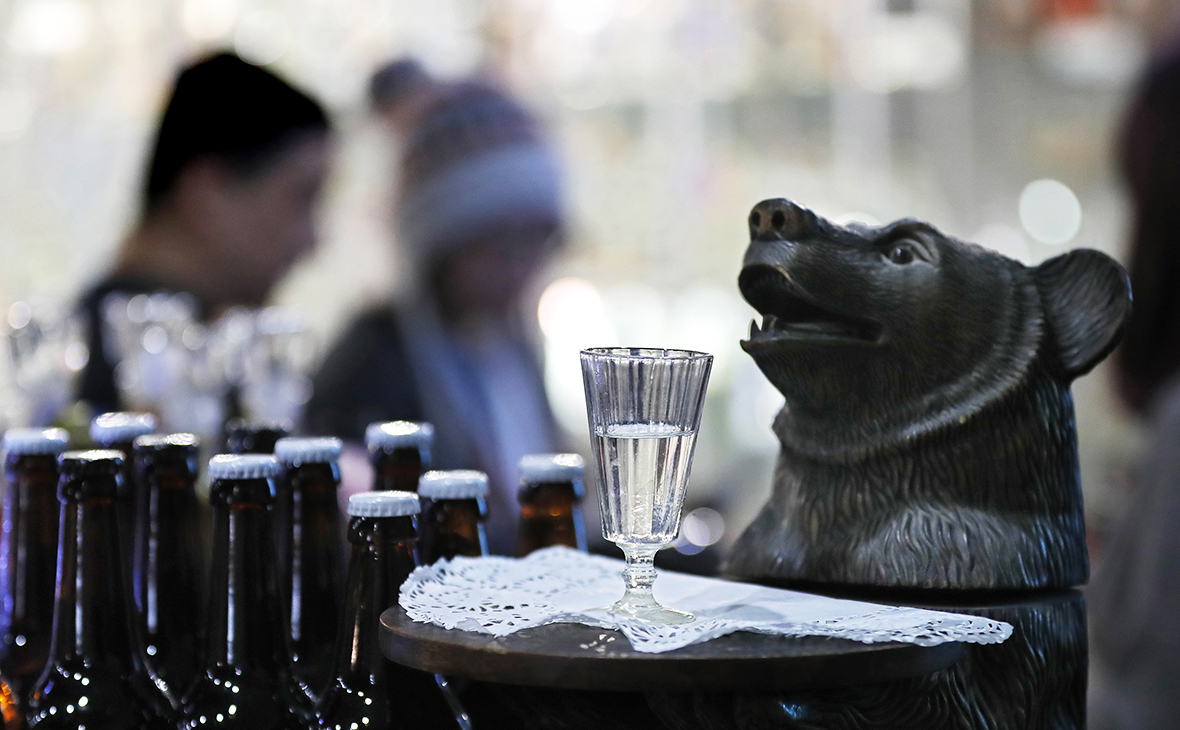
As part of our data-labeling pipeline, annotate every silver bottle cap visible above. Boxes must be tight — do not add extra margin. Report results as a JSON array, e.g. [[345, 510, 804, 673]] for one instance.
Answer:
[[90, 412, 157, 443], [348, 491, 421, 517], [208, 454, 281, 480], [418, 470, 488, 499], [3, 427, 70, 456], [519, 453, 584, 483], [274, 437, 343, 464]]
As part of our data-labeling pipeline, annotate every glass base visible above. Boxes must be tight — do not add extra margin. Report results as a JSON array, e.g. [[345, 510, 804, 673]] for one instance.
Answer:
[[609, 591, 694, 625]]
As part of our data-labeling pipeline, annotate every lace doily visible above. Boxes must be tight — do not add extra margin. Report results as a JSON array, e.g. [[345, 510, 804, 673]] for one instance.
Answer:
[[399, 547, 1013, 654]]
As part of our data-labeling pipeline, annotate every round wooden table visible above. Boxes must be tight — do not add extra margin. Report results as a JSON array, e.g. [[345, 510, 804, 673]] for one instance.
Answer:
[[379, 605, 963, 693]]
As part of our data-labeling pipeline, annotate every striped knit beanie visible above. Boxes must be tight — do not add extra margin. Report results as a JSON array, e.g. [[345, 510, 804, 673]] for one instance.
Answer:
[[376, 66, 564, 267]]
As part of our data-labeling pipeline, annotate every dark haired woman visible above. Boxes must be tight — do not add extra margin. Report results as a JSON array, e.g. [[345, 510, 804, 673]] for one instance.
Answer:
[[77, 52, 333, 413]]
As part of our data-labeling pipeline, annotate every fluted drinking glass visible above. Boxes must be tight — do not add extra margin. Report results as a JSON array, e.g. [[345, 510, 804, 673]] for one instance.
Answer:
[[580, 347, 712, 624]]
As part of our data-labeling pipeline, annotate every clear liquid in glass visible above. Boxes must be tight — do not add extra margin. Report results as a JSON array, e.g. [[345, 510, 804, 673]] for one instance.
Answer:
[[594, 423, 696, 545]]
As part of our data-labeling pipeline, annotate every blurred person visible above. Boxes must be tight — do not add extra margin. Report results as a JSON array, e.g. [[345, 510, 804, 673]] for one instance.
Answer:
[[77, 52, 332, 413], [1088, 42, 1180, 730], [306, 61, 565, 555]]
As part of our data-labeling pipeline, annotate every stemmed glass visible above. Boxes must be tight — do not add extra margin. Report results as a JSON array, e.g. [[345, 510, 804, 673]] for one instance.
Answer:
[[581, 347, 712, 625]]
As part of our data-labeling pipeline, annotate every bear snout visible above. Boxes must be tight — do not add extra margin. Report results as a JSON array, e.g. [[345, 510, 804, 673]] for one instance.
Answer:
[[749, 198, 816, 242]]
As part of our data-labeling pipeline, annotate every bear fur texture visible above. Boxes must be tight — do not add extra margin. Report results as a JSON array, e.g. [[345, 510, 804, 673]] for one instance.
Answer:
[[726, 198, 1131, 592]]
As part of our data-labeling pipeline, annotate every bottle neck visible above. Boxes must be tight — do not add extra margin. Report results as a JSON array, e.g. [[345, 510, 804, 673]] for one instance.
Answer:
[[421, 498, 487, 563], [133, 454, 202, 638], [49, 474, 141, 670], [516, 480, 587, 555], [203, 477, 290, 672], [371, 447, 425, 492], [1, 455, 60, 637], [276, 462, 341, 650], [329, 515, 418, 686]]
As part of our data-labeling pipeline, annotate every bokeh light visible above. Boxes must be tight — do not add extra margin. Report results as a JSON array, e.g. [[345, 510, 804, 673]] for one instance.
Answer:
[[1018, 179, 1082, 245]]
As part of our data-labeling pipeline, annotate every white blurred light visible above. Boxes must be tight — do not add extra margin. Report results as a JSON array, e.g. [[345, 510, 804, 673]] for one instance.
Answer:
[[539, 278, 618, 436], [847, 13, 966, 94], [550, 0, 617, 35], [64, 342, 89, 372], [1035, 17, 1146, 87], [182, 0, 239, 41], [1019, 179, 1081, 245], [538, 277, 614, 343], [680, 507, 725, 546], [142, 326, 168, 355], [604, 283, 665, 346], [10, 0, 93, 55], [7, 302, 32, 330], [972, 223, 1031, 264], [235, 10, 288, 66], [0, 88, 35, 143]]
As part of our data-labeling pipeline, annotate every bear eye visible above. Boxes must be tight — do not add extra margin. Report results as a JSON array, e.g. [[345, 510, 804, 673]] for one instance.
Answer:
[[888, 243, 916, 265]]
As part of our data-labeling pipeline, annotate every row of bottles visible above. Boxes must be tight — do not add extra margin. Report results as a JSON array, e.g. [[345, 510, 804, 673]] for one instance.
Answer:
[[0, 416, 587, 729]]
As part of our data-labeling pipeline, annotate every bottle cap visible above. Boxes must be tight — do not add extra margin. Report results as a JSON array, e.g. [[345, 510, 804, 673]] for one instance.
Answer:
[[3, 427, 70, 456], [274, 437, 343, 464], [133, 433, 200, 456], [418, 470, 488, 499], [519, 453, 584, 483], [348, 491, 420, 517], [90, 412, 157, 444], [208, 454, 281, 480], [59, 449, 124, 478], [365, 421, 434, 450]]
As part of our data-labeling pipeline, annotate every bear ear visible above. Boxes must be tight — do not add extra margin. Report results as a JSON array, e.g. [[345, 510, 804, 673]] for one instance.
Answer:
[[1033, 249, 1132, 380]]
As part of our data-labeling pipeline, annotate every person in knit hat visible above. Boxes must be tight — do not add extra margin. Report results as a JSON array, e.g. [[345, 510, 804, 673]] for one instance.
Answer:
[[307, 60, 566, 556]]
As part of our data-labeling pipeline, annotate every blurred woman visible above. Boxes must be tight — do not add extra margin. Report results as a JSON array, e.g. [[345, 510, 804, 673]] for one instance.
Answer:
[[307, 61, 566, 555], [78, 52, 332, 413], [1088, 43, 1180, 730]]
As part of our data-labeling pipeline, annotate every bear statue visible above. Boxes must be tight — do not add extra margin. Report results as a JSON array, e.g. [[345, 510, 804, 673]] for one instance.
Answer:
[[717, 198, 1132, 729]]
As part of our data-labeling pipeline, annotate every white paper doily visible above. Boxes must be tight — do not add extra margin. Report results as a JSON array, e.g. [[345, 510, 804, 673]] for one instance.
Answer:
[[399, 546, 1013, 654]]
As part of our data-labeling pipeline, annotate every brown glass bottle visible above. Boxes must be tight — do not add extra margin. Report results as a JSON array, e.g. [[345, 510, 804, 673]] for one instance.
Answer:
[[90, 412, 157, 585], [26, 450, 173, 729], [0, 428, 69, 703], [178, 454, 310, 730], [131, 433, 204, 695], [515, 454, 587, 556], [316, 492, 468, 730], [418, 471, 489, 563], [365, 422, 432, 492], [273, 437, 343, 696], [225, 419, 290, 455]]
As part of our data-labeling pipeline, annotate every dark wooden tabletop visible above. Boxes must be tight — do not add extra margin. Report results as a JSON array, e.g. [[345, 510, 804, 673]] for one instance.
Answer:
[[379, 605, 964, 692]]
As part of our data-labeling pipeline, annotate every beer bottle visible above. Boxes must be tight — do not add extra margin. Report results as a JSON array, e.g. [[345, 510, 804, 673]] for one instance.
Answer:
[[418, 471, 488, 563], [131, 433, 204, 694], [90, 412, 156, 579], [316, 492, 468, 730], [178, 454, 310, 729], [273, 437, 343, 695], [515, 454, 587, 556], [26, 450, 173, 728], [365, 422, 432, 492], [0, 428, 69, 702], [225, 419, 290, 455]]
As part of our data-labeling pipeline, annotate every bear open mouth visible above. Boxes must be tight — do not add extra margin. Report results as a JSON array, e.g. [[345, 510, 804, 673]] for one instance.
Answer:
[[739, 265, 882, 344]]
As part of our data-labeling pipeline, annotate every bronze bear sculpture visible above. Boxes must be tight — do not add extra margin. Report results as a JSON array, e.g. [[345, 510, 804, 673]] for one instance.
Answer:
[[727, 198, 1130, 591], [717, 198, 1131, 730]]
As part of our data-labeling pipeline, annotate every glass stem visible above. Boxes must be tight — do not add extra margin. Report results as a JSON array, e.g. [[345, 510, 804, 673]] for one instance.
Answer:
[[618, 545, 659, 608]]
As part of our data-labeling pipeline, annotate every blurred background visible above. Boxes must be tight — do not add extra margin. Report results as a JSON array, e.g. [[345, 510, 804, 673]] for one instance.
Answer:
[[0, 0, 1167, 560]]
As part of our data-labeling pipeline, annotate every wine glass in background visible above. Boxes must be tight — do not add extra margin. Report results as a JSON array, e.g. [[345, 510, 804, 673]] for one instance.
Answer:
[[580, 347, 712, 625]]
